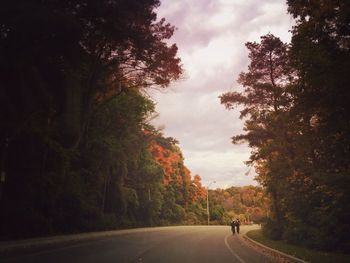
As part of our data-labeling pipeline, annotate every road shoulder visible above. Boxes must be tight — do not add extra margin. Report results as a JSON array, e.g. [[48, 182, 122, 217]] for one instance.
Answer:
[[241, 226, 308, 263]]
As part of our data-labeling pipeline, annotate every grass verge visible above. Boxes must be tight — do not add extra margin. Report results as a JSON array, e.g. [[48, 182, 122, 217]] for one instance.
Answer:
[[246, 229, 350, 263]]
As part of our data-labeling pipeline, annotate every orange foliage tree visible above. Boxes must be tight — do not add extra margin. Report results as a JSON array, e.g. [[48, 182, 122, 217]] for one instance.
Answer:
[[146, 129, 206, 223]]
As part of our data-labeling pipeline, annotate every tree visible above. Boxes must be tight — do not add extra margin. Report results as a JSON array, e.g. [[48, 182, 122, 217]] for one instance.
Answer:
[[285, 0, 350, 250], [208, 186, 268, 225], [0, 0, 182, 148], [220, 34, 294, 237], [0, 0, 182, 237], [220, 4, 350, 250]]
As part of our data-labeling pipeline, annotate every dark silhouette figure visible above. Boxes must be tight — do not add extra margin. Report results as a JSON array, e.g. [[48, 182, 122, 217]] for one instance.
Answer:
[[235, 218, 241, 234], [230, 219, 236, 235]]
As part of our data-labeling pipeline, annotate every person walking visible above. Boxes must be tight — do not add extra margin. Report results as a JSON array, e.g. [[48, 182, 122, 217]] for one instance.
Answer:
[[235, 218, 241, 234], [230, 219, 236, 235]]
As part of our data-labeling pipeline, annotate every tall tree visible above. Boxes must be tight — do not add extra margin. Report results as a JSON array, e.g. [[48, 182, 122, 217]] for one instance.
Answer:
[[286, 0, 350, 249], [0, 0, 182, 149], [0, 0, 182, 237], [220, 34, 294, 237]]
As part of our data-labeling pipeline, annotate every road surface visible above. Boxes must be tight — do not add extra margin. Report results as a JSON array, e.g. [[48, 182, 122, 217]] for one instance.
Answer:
[[2, 225, 275, 263]]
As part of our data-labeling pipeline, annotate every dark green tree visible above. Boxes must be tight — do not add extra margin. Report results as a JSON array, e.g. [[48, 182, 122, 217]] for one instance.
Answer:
[[285, 0, 350, 250], [0, 0, 182, 237], [220, 34, 295, 238]]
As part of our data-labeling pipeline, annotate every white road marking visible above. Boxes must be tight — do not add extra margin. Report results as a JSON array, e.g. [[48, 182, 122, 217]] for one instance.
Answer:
[[224, 234, 246, 263]]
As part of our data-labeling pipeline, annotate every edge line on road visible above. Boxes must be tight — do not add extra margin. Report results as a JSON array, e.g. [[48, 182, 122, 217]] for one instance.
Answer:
[[224, 234, 246, 263]]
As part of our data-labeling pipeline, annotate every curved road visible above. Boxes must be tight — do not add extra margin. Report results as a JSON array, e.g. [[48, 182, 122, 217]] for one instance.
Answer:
[[3, 225, 275, 263]]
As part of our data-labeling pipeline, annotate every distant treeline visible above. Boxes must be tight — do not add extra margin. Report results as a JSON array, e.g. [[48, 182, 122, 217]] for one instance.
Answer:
[[221, 1, 350, 252], [208, 186, 268, 225]]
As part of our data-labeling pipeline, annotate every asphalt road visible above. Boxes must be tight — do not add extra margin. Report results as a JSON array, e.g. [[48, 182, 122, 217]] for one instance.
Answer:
[[2, 225, 275, 263]]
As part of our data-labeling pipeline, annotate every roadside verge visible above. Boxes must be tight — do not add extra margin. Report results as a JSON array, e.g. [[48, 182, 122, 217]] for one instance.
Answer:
[[242, 229, 308, 263]]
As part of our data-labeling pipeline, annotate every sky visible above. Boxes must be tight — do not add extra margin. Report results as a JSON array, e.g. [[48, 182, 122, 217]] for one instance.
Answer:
[[150, 0, 295, 189]]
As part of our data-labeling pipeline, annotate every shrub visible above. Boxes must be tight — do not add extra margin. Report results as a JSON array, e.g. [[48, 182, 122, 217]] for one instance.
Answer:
[[184, 212, 200, 225], [262, 218, 283, 240]]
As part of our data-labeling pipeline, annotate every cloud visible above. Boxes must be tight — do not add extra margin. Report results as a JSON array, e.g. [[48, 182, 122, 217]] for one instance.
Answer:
[[151, 0, 294, 188]]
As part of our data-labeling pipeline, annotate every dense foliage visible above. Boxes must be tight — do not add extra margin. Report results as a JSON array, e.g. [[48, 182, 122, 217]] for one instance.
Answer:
[[221, 1, 350, 252], [0, 1, 266, 240], [0, 0, 184, 238], [208, 186, 268, 225]]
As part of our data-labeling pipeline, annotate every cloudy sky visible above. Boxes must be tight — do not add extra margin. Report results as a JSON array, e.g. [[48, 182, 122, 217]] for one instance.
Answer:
[[150, 0, 295, 189]]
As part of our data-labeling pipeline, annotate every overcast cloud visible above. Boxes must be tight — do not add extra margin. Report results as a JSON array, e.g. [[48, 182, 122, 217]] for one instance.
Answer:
[[150, 0, 294, 189]]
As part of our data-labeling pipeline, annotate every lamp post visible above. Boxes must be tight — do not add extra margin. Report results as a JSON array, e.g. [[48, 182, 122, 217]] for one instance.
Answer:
[[206, 181, 216, 225]]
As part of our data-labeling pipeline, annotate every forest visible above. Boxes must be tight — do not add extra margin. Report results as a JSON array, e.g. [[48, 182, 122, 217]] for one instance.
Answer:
[[0, 0, 183, 238], [220, 0, 350, 252], [0, 0, 267, 240]]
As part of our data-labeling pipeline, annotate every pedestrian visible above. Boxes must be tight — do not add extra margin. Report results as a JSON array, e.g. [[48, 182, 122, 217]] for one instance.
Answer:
[[230, 219, 236, 235], [235, 218, 241, 234]]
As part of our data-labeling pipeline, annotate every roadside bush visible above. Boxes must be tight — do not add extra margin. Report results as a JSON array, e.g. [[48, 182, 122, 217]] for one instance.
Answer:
[[280, 219, 339, 251], [303, 227, 335, 251], [184, 212, 200, 225], [262, 218, 283, 240], [282, 220, 309, 244], [97, 214, 119, 230]]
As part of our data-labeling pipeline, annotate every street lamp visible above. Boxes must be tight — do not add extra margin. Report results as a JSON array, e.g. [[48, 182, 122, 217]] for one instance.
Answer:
[[206, 181, 216, 225]]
